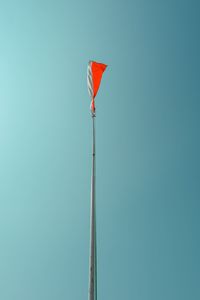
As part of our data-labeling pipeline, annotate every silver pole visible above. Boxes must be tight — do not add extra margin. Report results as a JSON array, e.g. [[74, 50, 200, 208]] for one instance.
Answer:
[[89, 112, 97, 300]]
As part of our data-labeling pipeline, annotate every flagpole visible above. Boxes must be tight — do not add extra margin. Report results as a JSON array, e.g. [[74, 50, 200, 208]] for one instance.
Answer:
[[89, 111, 97, 300], [87, 60, 107, 300]]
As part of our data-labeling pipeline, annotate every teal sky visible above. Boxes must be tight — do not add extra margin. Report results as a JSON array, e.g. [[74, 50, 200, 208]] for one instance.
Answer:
[[0, 0, 199, 299]]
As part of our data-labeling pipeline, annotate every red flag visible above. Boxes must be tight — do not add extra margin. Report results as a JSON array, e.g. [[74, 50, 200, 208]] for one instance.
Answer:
[[87, 61, 107, 113]]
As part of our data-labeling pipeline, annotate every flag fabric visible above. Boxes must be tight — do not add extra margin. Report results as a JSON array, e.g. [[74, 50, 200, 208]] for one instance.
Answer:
[[87, 61, 107, 113]]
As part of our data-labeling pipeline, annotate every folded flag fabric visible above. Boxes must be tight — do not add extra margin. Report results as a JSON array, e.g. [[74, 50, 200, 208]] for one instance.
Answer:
[[87, 61, 107, 113]]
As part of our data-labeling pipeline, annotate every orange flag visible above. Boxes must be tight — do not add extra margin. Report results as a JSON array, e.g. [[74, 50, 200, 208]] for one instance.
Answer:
[[87, 61, 107, 113]]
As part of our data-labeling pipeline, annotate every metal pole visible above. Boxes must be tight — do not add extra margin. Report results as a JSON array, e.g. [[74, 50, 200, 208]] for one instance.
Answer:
[[89, 112, 97, 300]]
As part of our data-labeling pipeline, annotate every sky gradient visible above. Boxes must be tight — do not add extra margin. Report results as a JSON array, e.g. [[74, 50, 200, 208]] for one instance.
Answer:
[[0, 0, 199, 299]]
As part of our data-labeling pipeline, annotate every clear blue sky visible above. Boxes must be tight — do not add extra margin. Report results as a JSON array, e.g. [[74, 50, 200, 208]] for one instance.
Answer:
[[0, 0, 199, 299]]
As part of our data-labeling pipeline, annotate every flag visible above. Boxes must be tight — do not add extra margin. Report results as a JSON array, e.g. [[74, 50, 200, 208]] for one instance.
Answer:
[[87, 61, 107, 113]]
